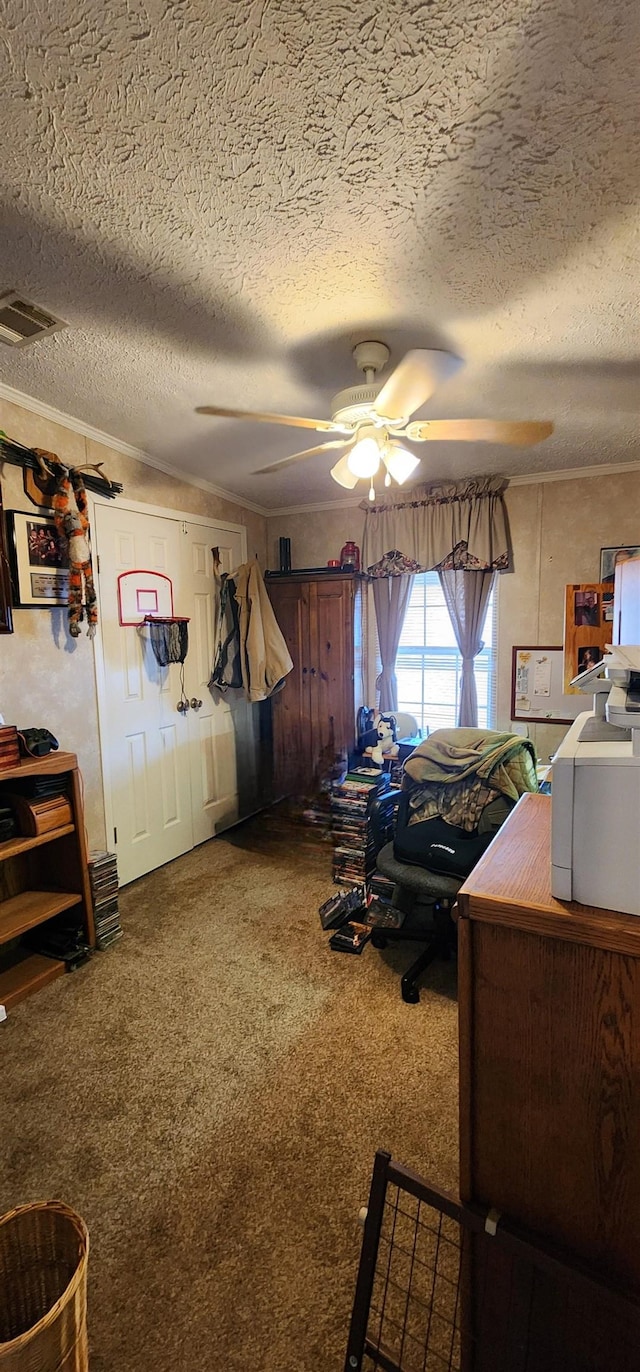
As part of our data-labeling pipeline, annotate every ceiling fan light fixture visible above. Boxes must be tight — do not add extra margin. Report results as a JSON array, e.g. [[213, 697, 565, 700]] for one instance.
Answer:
[[330, 453, 360, 489], [346, 429, 381, 479], [382, 442, 421, 485]]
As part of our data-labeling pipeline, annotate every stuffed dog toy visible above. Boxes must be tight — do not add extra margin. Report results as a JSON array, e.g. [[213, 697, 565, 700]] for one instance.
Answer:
[[365, 712, 399, 767]]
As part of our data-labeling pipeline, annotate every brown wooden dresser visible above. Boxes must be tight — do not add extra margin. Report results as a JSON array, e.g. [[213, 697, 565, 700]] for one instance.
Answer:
[[457, 790, 640, 1296]]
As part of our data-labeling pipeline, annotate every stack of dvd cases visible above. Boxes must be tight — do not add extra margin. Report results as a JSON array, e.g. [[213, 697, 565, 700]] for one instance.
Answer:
[[330, 774, 396, 886], [368, 869, 397, 902], [88, 850, 122, 949]]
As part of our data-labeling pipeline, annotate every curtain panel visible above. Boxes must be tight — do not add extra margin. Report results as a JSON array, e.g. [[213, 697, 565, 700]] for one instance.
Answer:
[[361, 476, 510, 577], [372, 573, 415, 713], [439, 568, 495, 727]]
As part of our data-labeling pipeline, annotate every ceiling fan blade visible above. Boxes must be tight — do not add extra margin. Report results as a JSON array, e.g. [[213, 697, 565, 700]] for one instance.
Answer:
[[405, 419, 554, 447], [253, 439, 350, 475], [196, 404, 345, 434], [374, 350, 463, 421]]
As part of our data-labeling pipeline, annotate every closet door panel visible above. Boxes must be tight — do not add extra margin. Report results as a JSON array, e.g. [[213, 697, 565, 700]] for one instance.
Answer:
[[183, 521, 247, 842]]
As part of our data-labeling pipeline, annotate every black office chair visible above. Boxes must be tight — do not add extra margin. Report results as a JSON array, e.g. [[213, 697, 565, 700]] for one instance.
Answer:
[[367, 727, 539, 1001], [368, 788, 468, 1003]]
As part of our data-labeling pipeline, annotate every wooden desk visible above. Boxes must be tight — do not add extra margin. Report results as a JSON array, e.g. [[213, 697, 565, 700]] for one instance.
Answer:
[[458, 791, 640, 1295]]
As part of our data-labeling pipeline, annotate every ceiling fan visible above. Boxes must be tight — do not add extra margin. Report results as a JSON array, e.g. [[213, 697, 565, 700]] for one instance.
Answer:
[[196, 341, 554, 499]]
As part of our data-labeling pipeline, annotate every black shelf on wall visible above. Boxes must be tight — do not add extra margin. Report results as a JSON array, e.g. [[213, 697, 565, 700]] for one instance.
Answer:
[[265, 566, 359, 579]]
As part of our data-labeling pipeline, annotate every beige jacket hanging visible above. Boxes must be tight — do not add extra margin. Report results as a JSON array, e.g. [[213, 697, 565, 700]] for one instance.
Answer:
[[233, 560, 293, 702]]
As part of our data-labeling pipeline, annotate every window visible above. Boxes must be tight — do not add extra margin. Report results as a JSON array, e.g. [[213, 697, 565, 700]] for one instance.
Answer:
[[396, 572, 498, 733]]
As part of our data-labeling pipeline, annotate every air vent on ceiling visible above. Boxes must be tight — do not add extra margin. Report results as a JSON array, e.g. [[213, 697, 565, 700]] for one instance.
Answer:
[[0, 292, 68, 347]]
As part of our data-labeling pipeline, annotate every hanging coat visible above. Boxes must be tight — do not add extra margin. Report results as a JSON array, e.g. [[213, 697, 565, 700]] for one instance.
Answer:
[[233, 560, 293, 702], [209, 571, 243, 691]]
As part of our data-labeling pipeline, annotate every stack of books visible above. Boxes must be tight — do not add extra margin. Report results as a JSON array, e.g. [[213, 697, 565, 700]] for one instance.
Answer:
[[88, 850, 122, 949]]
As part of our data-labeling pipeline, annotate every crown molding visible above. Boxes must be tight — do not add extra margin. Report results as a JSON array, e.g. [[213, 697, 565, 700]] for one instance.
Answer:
[[0, 379, 268, 517], [263, 494, 364, 517], [263, 457, 640, 515], [508, 458, 640, 486]]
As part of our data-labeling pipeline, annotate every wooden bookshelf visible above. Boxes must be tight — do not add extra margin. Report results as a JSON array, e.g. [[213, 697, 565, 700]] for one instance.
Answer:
[[0, 952, 65, 1011], [0, 824, 75, 862], [0, 751, 93, 1013]]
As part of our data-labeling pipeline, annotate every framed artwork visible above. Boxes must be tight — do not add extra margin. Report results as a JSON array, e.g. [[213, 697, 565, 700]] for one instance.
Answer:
[[600, 546, 640, 621], [0, 491, 14, 634], [600, 546, 640, 584], [7, 510, 69, 608]]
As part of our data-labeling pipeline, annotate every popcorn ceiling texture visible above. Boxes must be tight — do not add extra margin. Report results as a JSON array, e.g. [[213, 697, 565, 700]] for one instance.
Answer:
[[0, 0, 639, 507]]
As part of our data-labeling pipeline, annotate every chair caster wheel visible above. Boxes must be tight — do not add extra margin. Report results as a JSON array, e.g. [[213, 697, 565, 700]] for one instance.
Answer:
[[401, 983, 420, 1004], [371, 931, 388, 950]]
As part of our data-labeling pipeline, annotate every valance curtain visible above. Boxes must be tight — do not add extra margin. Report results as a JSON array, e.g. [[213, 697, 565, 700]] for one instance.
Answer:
[[438, 568, 495, 727], [362, 476, 510, 577]]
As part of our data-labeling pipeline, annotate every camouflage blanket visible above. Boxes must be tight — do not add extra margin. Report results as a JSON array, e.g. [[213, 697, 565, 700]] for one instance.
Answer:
[[403, 728, 538, 833]]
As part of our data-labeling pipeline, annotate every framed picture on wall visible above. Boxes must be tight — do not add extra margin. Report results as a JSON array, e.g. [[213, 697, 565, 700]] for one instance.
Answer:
[[600, 546, 640, 585], [7, 511, 69, 608], [600, 546, 640, 623]]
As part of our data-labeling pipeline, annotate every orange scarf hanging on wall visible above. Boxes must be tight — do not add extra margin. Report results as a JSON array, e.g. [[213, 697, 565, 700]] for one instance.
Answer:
[[52, 468, 98, 639]]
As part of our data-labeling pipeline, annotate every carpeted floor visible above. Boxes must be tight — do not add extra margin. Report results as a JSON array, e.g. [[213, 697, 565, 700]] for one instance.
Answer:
[[1, 818, 458, 1372]]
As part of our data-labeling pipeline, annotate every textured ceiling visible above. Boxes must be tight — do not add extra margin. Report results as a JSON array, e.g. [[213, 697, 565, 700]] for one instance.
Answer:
[[0, 0, 639, 510]]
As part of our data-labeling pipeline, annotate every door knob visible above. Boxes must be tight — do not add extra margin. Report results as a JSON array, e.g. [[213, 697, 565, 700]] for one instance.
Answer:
[[177, 699, 190, 713], [190, 698, 203, 710]]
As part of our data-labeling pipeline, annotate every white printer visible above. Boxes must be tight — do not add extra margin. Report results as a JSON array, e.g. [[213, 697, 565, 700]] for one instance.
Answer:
[[551, 647, 640, 914]]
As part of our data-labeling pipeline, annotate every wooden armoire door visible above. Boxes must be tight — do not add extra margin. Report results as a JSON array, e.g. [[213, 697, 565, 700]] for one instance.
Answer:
[[267, 577, 312, 797], [266, 572, 359, 798], [311, 577, 355, 779]]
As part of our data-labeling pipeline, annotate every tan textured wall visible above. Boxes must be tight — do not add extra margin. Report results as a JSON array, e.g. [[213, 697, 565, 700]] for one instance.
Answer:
[[0, 396, 266, 848], [498, 470, 640, 759], [266, 505, 366, 572], [268, 471, 640, 759]]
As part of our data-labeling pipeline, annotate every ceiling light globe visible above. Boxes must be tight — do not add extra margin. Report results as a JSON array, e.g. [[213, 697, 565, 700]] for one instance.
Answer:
[[347, 436, 380, 479], [382, 442, 421, 485]]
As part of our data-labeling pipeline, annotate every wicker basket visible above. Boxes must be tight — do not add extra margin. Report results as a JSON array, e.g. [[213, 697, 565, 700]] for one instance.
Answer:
[[0, 1202, 89, 1372]]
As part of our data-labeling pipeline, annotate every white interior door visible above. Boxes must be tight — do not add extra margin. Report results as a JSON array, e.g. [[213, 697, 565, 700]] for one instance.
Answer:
[[183, 521, 249, 845], [94, 503, 254, 884], [93, 504, 194, 886]]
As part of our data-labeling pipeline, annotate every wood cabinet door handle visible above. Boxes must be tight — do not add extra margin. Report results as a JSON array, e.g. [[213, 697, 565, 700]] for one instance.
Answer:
[[310, 667, 316, 676]]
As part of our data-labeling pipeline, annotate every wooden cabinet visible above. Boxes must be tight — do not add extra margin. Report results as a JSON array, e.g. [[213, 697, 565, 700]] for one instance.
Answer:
[[265, 572, 362, 797], [0, 751, 93, 1011], [458, 791, 640, 1303]]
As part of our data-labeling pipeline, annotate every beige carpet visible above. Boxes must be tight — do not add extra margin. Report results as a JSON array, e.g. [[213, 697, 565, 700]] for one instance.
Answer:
[[1, 819, 458, 1372]]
